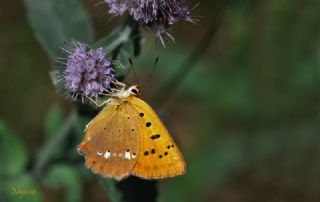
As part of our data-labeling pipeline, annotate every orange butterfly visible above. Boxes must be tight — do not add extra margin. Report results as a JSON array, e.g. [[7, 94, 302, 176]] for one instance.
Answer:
[[77, 85, 186, 180]]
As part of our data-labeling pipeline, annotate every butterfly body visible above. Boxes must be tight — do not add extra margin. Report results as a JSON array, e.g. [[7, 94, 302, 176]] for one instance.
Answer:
[[78, 85, 186, 180]]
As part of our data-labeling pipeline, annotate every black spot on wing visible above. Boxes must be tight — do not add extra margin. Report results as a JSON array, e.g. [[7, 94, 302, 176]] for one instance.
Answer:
[[150, 134, 161, 140]]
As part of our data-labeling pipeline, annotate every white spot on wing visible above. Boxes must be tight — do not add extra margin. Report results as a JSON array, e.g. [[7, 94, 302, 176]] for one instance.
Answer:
[[104, 151, 111, 159], [113, 152, 117, 157], [125, 151, 131, 160], [97, 151, 103, 156], [118, 153, 122, 157], [132, 153, 136, 159]]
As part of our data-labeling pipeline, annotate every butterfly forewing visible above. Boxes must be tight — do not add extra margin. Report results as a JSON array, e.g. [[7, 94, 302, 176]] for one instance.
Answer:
[[128, 96, 186, 179], [78, 101, 141, 180]]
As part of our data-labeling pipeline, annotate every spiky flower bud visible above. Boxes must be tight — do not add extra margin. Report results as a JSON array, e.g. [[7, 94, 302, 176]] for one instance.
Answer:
[[53, 42, 116, 100]]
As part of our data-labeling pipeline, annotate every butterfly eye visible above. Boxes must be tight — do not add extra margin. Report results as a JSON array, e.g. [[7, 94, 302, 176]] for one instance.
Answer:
[[131, 88, 138, 95]]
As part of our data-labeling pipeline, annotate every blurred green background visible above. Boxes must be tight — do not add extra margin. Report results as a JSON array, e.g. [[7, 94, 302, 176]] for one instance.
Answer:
[[1, 0, 320, 201]]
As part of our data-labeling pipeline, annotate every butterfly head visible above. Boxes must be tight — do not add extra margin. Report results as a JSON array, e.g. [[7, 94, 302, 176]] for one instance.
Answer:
[[128, 85, 140, 96], [112, 85, 140, 99]]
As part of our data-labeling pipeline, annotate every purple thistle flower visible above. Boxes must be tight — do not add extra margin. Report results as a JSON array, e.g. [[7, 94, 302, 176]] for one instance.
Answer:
[[104, 0, 193, 43], [54, 42, 116, 101]]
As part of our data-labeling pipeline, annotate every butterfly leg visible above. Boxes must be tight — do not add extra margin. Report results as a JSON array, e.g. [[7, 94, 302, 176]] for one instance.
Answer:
[[112, 79, 126, 90], [80, 94, 110, 107]]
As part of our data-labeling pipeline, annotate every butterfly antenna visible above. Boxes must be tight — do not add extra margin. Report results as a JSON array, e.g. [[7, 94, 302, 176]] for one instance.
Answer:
[[128, 58, 141, 85], [146, 57, 159, 84]]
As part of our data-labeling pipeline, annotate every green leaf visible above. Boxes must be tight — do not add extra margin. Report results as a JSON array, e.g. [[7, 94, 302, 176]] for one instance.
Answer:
[[44, 104, 65, 139], [43, 164, 82, 202], [71, 114, 91, 160], [0, 121, 28, 177], [24, 0, 94, 57], [74, 114, 91, 138], [2, 173, 42, 202], [116, 40, 135, 70]]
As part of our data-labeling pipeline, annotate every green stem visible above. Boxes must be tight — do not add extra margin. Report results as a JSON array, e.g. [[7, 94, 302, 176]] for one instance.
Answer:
[[104, 26, 132, 53]]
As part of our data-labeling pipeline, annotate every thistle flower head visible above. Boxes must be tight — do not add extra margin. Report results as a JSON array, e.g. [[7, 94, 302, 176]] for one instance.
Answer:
[[53, 42, 116, 101], [104, 0, 193, 43]]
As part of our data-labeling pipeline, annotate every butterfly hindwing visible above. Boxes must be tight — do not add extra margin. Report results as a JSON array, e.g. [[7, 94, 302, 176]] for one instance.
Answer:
[[127, 96, 186, 179], [78, 102, 141, 180]]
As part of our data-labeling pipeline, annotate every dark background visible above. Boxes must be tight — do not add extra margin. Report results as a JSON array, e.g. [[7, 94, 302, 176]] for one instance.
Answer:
[[1, 0, 320, 202]]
